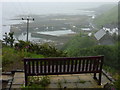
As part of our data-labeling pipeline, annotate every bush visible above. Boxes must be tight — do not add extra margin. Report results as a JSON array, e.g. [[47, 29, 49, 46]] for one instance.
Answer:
[[64, 36, 97, 56], [28, 76, 50, 87], [15, 41, 67, 57], [3, 32, 15, 47], [2, 46, 44, 71], [64, 40, 120, 70], [114, 75, 120, 89]]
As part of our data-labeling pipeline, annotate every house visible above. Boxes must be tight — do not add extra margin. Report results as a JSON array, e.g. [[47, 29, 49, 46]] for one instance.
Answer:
[[94, 29, 114, 45], [81, 28, 91, 32], [103, 27, 118, 35]]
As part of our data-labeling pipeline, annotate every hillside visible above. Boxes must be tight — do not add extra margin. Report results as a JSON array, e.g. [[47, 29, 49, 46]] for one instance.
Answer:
[[93, 5, 118, 28], [93, 4, 116, 15]]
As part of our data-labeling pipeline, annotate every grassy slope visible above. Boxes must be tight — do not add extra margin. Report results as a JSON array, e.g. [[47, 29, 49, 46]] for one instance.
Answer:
[[63, 34, 97, 57], [2, 46, 44, 71], [93, 5, 118, 27]]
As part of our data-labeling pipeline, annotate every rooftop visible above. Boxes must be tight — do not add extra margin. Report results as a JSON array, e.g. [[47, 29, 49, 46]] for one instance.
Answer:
[[94, 29, 106, 40]]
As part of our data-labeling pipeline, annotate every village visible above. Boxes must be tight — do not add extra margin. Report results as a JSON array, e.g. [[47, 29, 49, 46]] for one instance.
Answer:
[[1, 1, 119, 89]]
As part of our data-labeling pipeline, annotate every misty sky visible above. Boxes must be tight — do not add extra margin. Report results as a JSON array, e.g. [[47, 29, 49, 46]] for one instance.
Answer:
[[0, 0, 119, 2], [2, 2, 117, 19]]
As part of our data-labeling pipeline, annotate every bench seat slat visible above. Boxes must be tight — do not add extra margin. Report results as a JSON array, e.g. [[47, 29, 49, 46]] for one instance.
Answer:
[[63, 60, 66, 73], [89, 59, 92, 71], [44, 61, 46, 73], [75, 60, 77, 72], [82, 60, 85, 71], [40, 61, 42, 73], [32, 61, 35, 74], [36, 61, 39, 74], [67, 60, 70, 72], [71, 60, 74, 72], [48, 61, 50, 73], [28, 61, 31, 74], [78, 60, 81, 71], [52, 61, 54, 72], [85, 59, 89, 71]]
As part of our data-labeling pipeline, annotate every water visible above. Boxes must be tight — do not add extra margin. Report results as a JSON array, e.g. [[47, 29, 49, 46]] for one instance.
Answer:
[[37, 30, 76, 36], [1, 2, 113, 40], [15, 33, 43, 42]]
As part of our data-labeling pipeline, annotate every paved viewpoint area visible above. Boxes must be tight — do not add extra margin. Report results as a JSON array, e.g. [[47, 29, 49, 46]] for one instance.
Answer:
[[10, 72, 111, 88]]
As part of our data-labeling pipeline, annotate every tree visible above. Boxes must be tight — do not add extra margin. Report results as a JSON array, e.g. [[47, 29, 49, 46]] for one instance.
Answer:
[[3, 32, 15, 47], [8, 32, 15, 47], [3, 32, 9, 45]]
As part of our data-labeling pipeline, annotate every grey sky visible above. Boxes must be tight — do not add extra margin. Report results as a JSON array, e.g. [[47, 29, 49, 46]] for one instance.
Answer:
[[1, 0, 119, 2]]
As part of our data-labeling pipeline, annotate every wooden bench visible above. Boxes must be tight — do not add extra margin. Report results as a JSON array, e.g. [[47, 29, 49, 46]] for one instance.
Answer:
[[23, 56, 104, 86]]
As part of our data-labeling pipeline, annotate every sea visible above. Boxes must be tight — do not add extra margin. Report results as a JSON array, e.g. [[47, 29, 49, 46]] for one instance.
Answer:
[[0, 2, 114, 41]]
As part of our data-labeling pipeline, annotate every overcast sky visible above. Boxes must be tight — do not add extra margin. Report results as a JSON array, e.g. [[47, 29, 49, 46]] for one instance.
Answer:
[[0, 0, 119, 2]]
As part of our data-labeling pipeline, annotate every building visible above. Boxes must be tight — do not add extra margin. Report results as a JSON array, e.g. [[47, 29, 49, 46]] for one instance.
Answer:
[[94, 29, 114, 45]]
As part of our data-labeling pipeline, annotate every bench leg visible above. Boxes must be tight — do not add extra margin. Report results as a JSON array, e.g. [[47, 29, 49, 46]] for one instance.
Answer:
[[98, 72, 102, 85], [25, 75, 28, 86], [93, 73, 97, 80]]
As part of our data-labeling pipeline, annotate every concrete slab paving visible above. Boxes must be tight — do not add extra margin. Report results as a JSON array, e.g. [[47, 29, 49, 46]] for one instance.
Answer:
[[50, 76, 64, 84], [9, 72, 111, 88], [63, 76, 79, 83], [14, 72, 24, 78], [2, 75, 12, 80], [58, 74, 72, 77], [76, 82, 96, 88], [11, 84, 23, 88], [47, 83, 59, 88], [78, 74, 94, 81], [12, 77, 25, 84], [61, 83, 77, 88]]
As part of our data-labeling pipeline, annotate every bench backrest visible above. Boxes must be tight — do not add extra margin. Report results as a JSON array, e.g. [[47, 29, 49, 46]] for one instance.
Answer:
[[24, 56, 104, 76]]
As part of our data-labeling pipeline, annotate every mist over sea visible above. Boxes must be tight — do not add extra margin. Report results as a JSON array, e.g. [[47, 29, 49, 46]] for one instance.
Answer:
[[1, 2, 114, 40]]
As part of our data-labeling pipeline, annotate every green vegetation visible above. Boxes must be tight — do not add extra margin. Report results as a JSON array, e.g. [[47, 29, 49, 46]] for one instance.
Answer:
[[62, 34, 97, 56], [2, 39, 66, 71], [93, 5, 118, 28], [78, 80, 86, 84], [3, 32, 15, 47], [57, 79, 62, 88], [64, 40, 119, 70], [63, 31, 119, 70], [64, 79, 67, 83], [27, 76, 50, 88], [15, 40, 67, 57], [103, 65, 119, 79], [114, 76, 120, 89], [2, 45, 44, 71], [22, 76, 50, 89]]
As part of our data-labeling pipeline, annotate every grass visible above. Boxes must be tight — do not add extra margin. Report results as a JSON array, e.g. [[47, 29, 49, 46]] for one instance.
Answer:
[[64, 79, 67, 83], [103, 65, 120, 80], [2, 46, 44, 72], [28, 76, 50, 87], [57, 79, 62, 88], [93, 5, 118, 28], [77, 79, 86, 84]]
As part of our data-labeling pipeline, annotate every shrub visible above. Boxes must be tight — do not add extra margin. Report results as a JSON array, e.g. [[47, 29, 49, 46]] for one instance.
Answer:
[[2, 46, 44, 71], [15, 41, 67, 57], [114, 75, 120, 89], [64, 41, 120, 70], [3, 32, 15, 47], [28, 76, 50, 87], [64, 36, 97, 56]]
